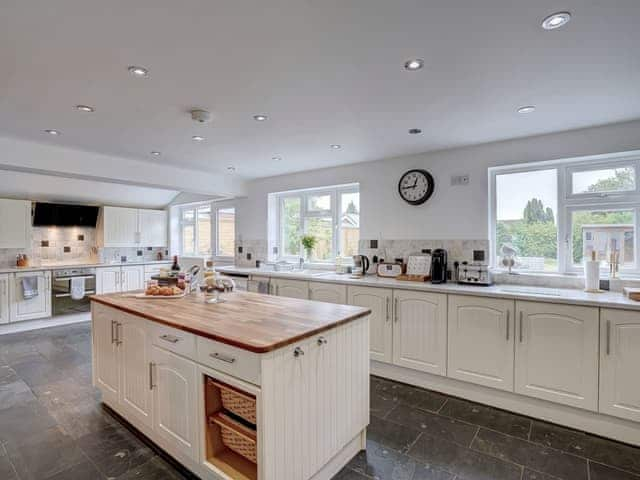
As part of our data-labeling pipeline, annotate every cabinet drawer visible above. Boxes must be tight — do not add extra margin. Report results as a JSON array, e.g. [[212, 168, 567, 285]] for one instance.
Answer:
[[196, 337, 261, 386], [150, 323, 197, 359]]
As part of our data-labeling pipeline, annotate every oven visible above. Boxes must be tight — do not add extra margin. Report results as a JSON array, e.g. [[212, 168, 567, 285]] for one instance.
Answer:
[[52, 267, 96, 316]]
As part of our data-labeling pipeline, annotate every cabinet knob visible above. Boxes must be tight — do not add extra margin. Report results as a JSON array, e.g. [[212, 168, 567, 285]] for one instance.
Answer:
[[317, 336, 327, 346], [294, 347, 305, 357]]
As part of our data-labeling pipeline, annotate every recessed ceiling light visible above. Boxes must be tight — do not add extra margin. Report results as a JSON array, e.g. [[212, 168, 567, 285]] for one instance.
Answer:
[[541, 12, 571, 30], [272, 155, 282, 161], [192, 135, 205, 142], [253, 114, 268, 121], [128, 65, 149, 77], [76, 105, 95, 113], [404, 59, 424, 71], [150, 151, 161, 156], [44, 129, 60, 136], [330, 144, 342, 149], [227, 166, 236, 173], [517, 105, 536, 114], [408, 128, 422, 135]]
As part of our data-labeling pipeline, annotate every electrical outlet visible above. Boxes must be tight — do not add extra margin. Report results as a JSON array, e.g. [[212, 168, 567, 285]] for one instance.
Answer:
[[451, 174, 470, 186]]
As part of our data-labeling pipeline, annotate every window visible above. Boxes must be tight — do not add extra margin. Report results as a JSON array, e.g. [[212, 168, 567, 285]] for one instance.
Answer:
[[491, 154, 640, 274], [179, 203, 235, 258], [274, 184, 359, 262]]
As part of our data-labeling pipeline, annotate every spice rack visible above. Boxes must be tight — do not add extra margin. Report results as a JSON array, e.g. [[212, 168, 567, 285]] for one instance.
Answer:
[[204, 376, 257, 480]]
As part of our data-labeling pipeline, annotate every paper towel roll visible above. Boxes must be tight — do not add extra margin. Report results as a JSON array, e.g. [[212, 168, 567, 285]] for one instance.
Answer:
[[584, 260, 600, 292]]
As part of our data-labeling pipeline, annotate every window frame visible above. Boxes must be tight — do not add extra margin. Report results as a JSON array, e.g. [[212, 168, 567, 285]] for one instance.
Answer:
[[490, 152, 640, 275], [274, 183, 359, 263], [179, 202, 235, 260]]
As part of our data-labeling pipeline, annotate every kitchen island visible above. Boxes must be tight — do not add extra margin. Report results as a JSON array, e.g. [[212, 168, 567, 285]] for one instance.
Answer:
[[91, 291, 370, 480]]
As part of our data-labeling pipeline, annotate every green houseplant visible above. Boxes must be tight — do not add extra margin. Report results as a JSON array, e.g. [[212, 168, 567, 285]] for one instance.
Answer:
[[301, 235, 317, 261]]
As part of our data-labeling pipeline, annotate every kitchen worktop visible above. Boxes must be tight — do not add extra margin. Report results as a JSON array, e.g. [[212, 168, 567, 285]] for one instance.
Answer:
[[217, 265, 640, 312], [0, 259, 171, 274], [90, 290, 371, 353]]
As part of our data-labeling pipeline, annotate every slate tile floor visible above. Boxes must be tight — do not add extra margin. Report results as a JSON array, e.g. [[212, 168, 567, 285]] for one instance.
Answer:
[[0, 323, 639, 479]]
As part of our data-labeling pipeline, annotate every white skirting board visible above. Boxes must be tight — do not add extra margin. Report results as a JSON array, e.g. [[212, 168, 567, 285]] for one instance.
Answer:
[[371, 360, 640, 447]]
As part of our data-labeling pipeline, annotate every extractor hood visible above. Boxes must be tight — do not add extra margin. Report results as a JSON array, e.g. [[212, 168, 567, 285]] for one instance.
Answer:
[[32, 202, 99, 227]]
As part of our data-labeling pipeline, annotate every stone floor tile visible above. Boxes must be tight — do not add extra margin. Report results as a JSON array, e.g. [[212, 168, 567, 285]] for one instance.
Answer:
[[471, 428, 588, 480], [43, 459, 105, 480], [439, 397, 532, 440], [372, 376, 448, 413], [0, 444, 19, 480], [0, 399, 58, 443], [589, 461, 640, 480], [367, 414, 424, 453], [0, 378, 36, 410]]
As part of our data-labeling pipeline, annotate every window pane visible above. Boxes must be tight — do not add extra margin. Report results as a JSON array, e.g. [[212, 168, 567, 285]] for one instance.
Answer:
[[340, 192, 359, 257], [197, 206, 211, 255], [571, 209, 635, 268], [572, 167, 635, 194], [495, 169, 558, 271], [217, 208, 235, 257], [307, 194, 331, 212], [182, 225, 195, 256], [282, 197, 301, 256], [305, 217, 333, 261], [182, 208, 195, 222]]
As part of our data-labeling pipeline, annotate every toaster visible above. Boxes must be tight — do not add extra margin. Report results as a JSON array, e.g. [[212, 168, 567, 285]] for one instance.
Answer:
[[456, 262, 493, 286]]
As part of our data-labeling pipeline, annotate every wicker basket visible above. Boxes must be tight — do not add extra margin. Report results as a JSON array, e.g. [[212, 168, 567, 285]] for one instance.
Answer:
[[211, 413, 257, 463], [211, 380, 257, 425]]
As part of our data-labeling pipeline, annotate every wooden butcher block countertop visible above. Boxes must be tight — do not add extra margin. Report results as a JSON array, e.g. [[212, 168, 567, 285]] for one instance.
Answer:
[[90, 291, 371, 353]]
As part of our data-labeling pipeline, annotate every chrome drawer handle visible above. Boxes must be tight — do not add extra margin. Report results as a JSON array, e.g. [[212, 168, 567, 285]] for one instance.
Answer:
[[210, 352, 236, 364], [317, 336, 327, 346], [159, 334, 180, 344], [294, 347, 304, 357]]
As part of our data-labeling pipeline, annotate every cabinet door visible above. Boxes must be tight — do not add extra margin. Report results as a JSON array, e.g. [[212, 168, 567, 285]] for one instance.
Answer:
[[600, 309, 640, 422], [274, 279, 309, 299], [122, 266, 144, 292], [118, 314, 153, 428], [151, 345, 198, 461], [9, 271, 52, 322], [0, 274, 9, 325], [448, 295, 515, 392], [348, 286, 392, 363], [139, 209, 167, 247], [103, 206, 139, 247], [393, 290, 447, 375], [96, 267, 121, 294], [0, 199, 31, 249], [308, 282, 347, 304], [515, 301, 599, 411], [92, 304, 120, 406]]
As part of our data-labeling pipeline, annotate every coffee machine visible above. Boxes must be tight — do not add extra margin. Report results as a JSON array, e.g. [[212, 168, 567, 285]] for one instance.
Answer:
[[431, 249, 448, 284]]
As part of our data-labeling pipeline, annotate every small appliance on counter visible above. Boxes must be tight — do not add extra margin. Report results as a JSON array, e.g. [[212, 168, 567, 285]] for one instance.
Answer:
[[430, 249, 448, 284], [456, 262, 493, 286], [376, 262, 403, 278], [351, 255, 370, 277]]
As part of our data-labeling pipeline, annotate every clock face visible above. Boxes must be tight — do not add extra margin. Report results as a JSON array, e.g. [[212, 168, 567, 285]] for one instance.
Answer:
[[398, 169, 435, 205]]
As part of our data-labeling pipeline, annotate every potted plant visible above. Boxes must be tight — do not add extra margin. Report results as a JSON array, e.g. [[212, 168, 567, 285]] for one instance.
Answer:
[[301, 235, 317, 262]]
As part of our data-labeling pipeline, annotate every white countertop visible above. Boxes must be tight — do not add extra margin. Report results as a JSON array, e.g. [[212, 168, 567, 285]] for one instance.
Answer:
[[0, 260, 172, 274], [216, 265, 640, 312]]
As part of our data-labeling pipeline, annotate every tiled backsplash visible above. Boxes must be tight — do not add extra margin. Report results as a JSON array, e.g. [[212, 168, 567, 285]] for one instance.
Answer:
[[0, 226, 167, 268], [235, 239, 268, 268]]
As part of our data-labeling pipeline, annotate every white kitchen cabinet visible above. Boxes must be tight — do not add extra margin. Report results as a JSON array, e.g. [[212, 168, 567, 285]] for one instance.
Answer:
[[0, 274, 10, 325], [139, 209, 168, 247], [122, 265, 144, 292], [393, 290, 447, 376], [448, 295, 515, 392], [309, 281, 347, 304], [151, 345, 199, 462], [92, 303, 120, 405], [348, 285, 392, 363], [515, 301, 599, 411], [9, 270, 52, 322], [272, 278, 309, 299], [119, 313, 153, 429], [0, 199, 31, 249], [600, 308, 640, 422], [96, 266, 122, 294], [248, 275, 271, 294], [101, 206, 139, 247]]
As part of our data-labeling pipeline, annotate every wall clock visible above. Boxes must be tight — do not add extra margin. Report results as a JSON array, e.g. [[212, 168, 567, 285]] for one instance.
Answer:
[[398, 169, 435, 205]]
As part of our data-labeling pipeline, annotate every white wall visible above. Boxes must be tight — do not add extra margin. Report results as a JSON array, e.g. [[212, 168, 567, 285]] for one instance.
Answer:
[[235, 119, 640, 242]]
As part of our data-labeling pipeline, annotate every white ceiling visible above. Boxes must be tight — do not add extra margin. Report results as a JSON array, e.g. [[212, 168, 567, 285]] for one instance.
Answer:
[[1, 0, 639, 180]]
